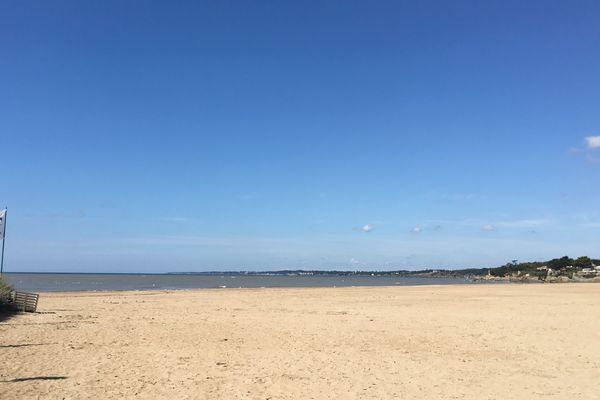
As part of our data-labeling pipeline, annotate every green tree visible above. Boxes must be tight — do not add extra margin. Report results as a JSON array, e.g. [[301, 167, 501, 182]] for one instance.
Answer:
[[547, 256, 573, 270], [0, 275, 13, 310], [574, 256, 592, 269]]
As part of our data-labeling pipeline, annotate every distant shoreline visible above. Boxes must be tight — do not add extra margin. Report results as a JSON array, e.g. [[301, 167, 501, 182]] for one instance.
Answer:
[[6, 257, 600, 291], [4, 272, 490, 293], [3, 270, 475, 275]]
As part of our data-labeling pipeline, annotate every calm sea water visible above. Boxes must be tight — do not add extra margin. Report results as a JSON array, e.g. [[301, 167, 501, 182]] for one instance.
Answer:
[[3, 273, 495, 292]]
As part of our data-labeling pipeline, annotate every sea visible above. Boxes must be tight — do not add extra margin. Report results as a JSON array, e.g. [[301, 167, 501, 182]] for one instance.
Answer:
[[2, 272, 501, 292]]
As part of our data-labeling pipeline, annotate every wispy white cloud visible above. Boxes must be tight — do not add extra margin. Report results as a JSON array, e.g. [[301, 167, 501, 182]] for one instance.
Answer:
[[351, 224, 374, 233], [571, 136, 600, 163], [429, 218, 552, 230], [495, 219, 552, 228], [410, 226, 422, 234], [481, 224, 496, 232], [585, 136, 600, 149]]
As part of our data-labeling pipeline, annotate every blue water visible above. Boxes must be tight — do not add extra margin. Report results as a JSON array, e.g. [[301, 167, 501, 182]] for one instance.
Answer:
[[3, 273, 497, 292]]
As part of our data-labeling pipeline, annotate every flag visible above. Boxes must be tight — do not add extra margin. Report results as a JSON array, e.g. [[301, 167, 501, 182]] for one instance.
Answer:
[[0, 209, 5, 240]]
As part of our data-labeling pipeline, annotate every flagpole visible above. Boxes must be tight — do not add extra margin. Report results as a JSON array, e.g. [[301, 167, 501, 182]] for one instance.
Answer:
[[1, 207, 6, 276]]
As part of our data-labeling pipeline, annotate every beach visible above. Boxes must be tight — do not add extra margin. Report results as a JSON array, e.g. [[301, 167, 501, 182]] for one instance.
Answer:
[[1, 284, 599, 399]]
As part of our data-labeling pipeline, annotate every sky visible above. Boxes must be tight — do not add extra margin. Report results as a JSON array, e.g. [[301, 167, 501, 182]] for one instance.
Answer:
[[1, 0, 600, 272]]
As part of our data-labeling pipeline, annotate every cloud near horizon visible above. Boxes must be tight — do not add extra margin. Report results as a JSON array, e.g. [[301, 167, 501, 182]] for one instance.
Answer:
[[482, 224, 496, 232], [495, 218, 552, 228]]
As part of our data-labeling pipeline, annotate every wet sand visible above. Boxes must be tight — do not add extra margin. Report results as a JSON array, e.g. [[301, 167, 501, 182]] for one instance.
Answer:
[[1, 284, 599, 399]]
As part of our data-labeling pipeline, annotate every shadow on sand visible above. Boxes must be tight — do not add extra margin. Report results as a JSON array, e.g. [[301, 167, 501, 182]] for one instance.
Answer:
[[0, 309, 18, 323], [0, 343, 57, 348], [0, 376, 67, 383]]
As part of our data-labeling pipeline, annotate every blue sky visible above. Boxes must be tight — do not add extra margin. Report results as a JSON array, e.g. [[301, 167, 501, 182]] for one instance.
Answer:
[[1, 0, 600, 272]]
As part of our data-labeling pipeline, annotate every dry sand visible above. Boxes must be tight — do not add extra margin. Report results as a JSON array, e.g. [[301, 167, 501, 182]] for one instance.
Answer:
[[1, 283, 599, 399]]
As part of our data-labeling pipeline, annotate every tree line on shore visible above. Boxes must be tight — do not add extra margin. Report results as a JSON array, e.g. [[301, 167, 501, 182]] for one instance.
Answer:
[[469, 256, 600, 278], [247, 256, 600, 278]]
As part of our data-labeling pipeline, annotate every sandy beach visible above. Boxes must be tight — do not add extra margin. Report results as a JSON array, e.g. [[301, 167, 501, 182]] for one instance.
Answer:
[[1, 284, 599, 399]]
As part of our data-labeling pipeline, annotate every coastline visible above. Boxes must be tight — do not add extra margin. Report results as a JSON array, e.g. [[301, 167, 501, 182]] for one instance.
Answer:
[[3, 273, 477, 293], [6, 268, 599, 294], [2, 283, 600, 399], [29, 281, 503, 295]]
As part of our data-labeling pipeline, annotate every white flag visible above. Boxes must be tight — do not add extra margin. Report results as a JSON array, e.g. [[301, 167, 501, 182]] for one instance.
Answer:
[[0, 210, 5, 240]]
